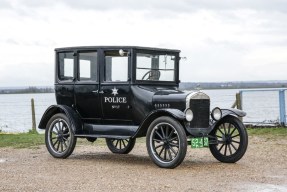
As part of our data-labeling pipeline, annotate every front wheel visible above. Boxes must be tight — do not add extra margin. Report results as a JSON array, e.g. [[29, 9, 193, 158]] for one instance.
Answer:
[[146, 116, 187, 169], [106, 138, 136, 154], [45, 113, 77, 158], [209, 116, 248, 163]]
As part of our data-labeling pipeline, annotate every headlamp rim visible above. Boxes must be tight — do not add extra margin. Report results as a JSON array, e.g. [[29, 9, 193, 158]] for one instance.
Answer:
[[211, 107, 222, 121]]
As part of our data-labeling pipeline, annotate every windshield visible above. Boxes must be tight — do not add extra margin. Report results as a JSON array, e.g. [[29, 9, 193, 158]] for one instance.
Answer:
[[136, 53, 176, 81]]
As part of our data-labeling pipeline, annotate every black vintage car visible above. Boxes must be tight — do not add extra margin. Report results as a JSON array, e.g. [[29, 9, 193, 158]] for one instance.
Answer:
[[39, 46, 248, 168]]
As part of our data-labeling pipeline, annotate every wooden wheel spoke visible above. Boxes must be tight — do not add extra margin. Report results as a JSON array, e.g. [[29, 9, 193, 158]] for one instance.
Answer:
[[230, 142, 237, 151], [52, 130, 58, 135], [167, 148, 172, 160], [169, 142, 179, 148], [169, 146, 177, 155], [153, 138, 162, 143], [164, 148, 167, 160], [223, 123, 227, 134], [218, 144, 224, 152], [230, 127, 236, 136], [115, 140, 119, 148], [155, 130, 164, 140], [228, 123, 231, 134], [231, 134, 240, 138], [60, 141, 64, 152], [218, 128, 225, 136], [122, 140, 127, 148], [167, 129, 174, 139], [158, 146, 165, 156], [228, 144, 232, 155], [63, 141, 68, 149], [160, 127, 166, 138], [168, 136, 178, 142], [155, 143, 164, 149], [52, 139, 59, 147], [56, 141, 60, 151], [231, 139, 240, 144], [224, 145, 227, 156]]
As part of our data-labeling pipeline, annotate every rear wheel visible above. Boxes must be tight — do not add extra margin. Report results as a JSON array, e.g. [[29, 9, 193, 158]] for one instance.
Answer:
[[209, 116, 248, 163], [45, 113, 77, 158], [146, 116, 187, 169], [106, 138, 136, 154]]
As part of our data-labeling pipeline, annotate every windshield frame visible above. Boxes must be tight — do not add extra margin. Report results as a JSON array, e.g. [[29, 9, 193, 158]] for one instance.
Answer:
[[133, 49, 180, 85]]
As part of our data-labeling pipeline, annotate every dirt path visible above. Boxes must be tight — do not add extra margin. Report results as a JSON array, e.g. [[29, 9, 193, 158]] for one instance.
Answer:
[[0, 136, 287, 192]]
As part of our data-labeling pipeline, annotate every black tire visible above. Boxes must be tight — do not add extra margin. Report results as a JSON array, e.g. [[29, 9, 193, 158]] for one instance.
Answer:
[[45, 113, 77, 158], [146, 116, 187, 169], [106, 138, 136, 154], [209, 116, 248, 163]]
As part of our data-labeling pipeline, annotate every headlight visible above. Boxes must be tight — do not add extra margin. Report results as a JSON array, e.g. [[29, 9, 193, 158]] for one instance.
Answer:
[[185, 108, 193, 122], [211, 107, 222, 121]]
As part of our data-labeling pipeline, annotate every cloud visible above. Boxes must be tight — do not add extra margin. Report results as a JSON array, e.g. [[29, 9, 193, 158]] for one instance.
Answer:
[[3, 0, 287, 13], [0, 0, 11, 9]]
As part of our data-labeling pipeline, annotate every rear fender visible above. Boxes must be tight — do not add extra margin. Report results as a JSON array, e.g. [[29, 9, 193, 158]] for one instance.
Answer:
[[38, 105, 83, 134], [133, 109, 185, 138]]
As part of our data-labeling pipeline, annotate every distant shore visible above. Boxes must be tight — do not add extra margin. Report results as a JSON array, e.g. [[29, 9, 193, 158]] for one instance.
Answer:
[[179, 81, 287, 90], [0, 87, 54, 94]]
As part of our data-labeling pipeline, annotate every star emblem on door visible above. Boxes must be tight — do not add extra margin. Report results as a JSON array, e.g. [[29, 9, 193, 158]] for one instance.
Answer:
[[111, 87, 118, 96]]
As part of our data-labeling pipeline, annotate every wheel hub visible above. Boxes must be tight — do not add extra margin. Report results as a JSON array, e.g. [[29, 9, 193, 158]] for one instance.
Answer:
[[224, 134, 232, 144]]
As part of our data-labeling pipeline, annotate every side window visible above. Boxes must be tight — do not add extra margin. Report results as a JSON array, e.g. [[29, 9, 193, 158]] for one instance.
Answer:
[[79, 52, 98, 81], [104, 51, 128, 82], [58, 52, 74, 81]]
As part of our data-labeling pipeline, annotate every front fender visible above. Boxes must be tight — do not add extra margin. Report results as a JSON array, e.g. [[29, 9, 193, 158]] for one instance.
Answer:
[[133, 109, 186, 138], [208, 108, 246, 134], [38, 105, 83, 134], [221, 108, 246, 118]]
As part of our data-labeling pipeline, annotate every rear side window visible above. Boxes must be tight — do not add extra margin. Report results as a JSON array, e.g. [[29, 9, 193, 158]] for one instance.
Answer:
[[58, 52, 74, 81], [79, 52, 98, 81]]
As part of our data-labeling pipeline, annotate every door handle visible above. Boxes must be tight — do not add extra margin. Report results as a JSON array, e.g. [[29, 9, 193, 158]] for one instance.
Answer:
[[92, 90, 104, 94]]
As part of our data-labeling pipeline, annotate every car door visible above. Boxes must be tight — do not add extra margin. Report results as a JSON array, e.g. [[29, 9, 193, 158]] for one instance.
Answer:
[[55, 51, 75, 107], [100, 49, 132, 122], [74, 51, 102, 121]]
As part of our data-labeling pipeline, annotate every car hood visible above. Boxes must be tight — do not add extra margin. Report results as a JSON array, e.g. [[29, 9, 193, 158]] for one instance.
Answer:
[[151, 87, 190, 111]]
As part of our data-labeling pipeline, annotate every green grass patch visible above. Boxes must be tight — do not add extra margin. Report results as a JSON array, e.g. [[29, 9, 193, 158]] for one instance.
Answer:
[[247, 127, 287, 137], [0, 132, 44, 148]]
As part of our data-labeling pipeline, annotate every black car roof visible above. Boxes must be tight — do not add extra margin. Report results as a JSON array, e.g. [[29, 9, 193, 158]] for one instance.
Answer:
[[55, 46, 180, 53]]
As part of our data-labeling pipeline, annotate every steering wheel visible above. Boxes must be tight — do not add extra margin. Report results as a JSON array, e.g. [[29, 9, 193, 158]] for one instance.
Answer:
[[142, 70, 161, 80]]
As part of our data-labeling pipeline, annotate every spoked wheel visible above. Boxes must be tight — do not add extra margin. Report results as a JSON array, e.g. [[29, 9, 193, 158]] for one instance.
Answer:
[[45, 113, 77, 158], [106, 138, 136, 154], [209, 116, 248, 163], [146, 116, 187, 169]]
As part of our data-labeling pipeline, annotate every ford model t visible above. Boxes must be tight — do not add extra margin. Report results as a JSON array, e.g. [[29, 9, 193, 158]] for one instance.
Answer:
[[39, 46, 248, 168]]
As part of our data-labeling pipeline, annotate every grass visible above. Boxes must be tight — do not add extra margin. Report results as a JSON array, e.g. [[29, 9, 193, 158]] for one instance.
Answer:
[[247, 127, 287, 137], [0, 131, 44, 148], [0, 128, 286, 149]]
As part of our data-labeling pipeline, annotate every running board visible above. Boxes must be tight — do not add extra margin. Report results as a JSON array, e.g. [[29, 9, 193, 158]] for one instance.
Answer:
[[82, 123, 138, 137], [75, 134, 131, 139]]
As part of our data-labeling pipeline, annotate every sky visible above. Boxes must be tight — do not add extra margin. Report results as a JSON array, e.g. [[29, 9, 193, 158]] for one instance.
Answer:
[[0, 0, 287, 87]]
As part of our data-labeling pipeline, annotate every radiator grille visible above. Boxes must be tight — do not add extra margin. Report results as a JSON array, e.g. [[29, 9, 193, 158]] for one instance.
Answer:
[[189, 99, 210, 128]]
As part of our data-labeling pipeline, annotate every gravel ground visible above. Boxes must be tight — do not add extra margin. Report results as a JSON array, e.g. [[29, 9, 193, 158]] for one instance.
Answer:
[[0, 135, 287, 192]]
